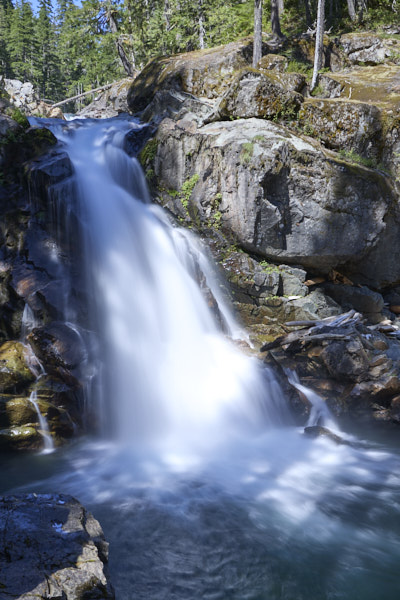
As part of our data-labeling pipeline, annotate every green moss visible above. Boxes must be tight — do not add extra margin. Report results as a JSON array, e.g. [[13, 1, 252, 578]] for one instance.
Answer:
[[5, 107, 29, 129], [181, 173, 199, 203], [337, 148, 388, 172], [139, 138, 159, 166], [240, 142, 254, 165], [259, 260, 280, 274]]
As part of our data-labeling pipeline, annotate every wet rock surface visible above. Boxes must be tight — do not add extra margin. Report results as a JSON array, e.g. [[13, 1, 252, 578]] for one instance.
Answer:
[[0, 493, 115, 599], [262, 311, 400, 424], [0, 109, 85, 451]]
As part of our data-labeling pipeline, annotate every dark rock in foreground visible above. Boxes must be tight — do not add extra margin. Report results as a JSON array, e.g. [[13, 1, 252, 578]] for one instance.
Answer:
[[0, 493, 115, 599]]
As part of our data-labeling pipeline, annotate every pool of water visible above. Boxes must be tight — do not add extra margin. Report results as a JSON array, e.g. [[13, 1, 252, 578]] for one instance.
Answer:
[[2, 423, 400, 600]]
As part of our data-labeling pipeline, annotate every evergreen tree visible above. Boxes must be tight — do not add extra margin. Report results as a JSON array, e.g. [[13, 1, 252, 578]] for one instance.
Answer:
[[8, 0, 37, 82], [35, 0, 59, 99], [0, 1, 13, 77]]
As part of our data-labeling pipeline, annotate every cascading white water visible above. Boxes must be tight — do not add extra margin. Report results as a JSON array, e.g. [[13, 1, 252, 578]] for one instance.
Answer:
[[47, 117, 289, 448], [9, 117, 399, 600], [28, 389, 55, 454]]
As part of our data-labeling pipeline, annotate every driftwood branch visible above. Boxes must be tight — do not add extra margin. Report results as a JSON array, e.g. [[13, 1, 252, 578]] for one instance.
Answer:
[[260, 310, 362, 352], [51, 84, 115, 108]]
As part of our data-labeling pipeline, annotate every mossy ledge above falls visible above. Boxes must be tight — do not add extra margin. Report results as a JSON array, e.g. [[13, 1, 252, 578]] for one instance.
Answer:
[[128, 34, 400, 427]]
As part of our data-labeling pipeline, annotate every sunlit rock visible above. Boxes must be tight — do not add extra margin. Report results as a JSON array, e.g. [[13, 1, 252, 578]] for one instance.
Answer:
[[0, 494, 115, 599]]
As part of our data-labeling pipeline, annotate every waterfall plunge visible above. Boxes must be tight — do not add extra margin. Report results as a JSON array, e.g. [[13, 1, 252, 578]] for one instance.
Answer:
[[48, 117, 289, 450]]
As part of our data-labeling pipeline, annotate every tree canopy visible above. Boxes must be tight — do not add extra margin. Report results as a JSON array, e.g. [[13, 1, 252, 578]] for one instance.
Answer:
[[0, 0, 397, 106]]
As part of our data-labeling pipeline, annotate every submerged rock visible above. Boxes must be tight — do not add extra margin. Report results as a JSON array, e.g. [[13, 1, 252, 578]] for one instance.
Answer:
[[0, 494, 115, 599]]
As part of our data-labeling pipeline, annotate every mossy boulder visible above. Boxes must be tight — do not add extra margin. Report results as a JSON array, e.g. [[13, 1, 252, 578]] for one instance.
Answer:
[[298, 99, 383, 160], [339, 32, 400, 65], [258, 54, 288, 72], [0, 425, 41, 451], [127, 38, 257, 112], [214, 70, 304, 121], [0, 341, 36, 393]]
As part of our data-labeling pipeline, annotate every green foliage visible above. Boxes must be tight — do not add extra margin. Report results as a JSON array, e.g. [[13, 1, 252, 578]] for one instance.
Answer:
[[259, 259, 280, 274], [181, 173, 199, 206], [286, 59, 313, 77], [337, 148, 388, 172], [310, 84, 324, 97], [240, 142, 254, 165], [139, 138, 159, 166], [8, 107, 29, 128]]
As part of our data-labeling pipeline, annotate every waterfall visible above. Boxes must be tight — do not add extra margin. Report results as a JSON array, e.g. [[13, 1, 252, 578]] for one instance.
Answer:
[[40, 117, 290, 449], [5, 116, 400, 600], [28, 389, 55, 454]]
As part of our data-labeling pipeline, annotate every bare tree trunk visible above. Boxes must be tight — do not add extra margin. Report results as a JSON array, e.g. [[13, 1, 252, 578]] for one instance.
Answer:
[[198, 0, 205, 49], [108, 8, 135, 76], [310, 0, 325, 92], [271, 0, 284, 39], [164, 0, 171, 30], [278, 0, 284, 14], [253, 0, 262, 67], [347, 0, 357, 21]]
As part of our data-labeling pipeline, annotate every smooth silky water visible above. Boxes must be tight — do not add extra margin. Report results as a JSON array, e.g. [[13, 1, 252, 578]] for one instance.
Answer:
[[2, 117, 400, 599]]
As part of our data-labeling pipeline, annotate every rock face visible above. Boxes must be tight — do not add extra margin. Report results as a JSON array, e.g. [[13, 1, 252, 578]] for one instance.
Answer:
[[299, 99, 383, 159], [339, 33, 400, 65], [127, 38, 257, 112], [0, 111, 85, 451], [3, 79, 63, 118], [214, 70, 304, 121], [77, 78, 132, 118], [150, 116, 399, 288], [0, 494, 115, 599], [262, 313, 400, 424]]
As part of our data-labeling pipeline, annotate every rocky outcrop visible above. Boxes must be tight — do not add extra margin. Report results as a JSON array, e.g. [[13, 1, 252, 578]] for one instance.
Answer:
[[0, 494, 114, 599], [2, 79, 63, 118], [339, 32, 400, 66], [148, 116, 399, 288], [262, 311, 400, 424], [127, 38, 258, 112], [77, 78, 132, 118], [213, 70, 304, 121]]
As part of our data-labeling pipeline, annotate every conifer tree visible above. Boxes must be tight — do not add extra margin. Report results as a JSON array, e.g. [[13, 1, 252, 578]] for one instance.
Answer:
[[8, 0, 37, 82], [0, 1, 13, 77], [35, 0, 59, 99]]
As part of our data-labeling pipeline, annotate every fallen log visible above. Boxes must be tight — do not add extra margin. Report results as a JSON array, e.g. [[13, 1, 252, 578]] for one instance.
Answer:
[[51, 84, 115, 108]]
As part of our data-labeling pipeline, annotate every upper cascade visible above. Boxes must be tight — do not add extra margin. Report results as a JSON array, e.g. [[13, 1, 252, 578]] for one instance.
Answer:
[[44, 116, 290, 449]]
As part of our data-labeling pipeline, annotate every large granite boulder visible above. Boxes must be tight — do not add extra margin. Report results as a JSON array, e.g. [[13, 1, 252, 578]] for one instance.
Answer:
[[298, 99, 383, 160], [147, 116, 400, 288], [339, 33, 400, 65], [214, 69, 304, 121], [0, 494, 115, 599], [127, 38, 257, 112]]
